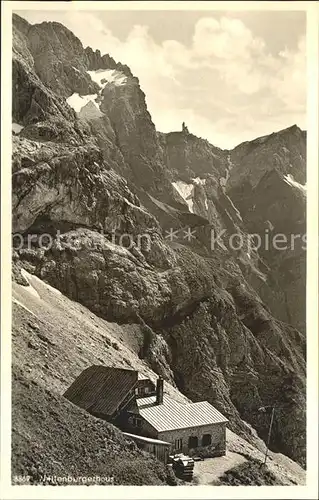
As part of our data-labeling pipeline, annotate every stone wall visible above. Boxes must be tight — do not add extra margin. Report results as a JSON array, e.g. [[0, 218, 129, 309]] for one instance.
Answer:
[[158, 423, 226, 456]]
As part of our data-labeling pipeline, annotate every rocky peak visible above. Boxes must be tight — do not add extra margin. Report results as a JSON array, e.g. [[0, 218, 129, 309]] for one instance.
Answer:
[[13, 15, 135, 98], [12, 13, 31, 35], [228, 125, 306, 189], [85, 46, 133, 77], [159, 130, 227, 183]]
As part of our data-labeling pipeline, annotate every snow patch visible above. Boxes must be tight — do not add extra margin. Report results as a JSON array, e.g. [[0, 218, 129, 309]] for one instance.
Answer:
[[284, 174, 306, 194], [225, 194, 243, 222], [87, 69, 127, 89], [13, 297, 37, 316], [20, 269, 41, 299], [31, 274, 62, 296], [66, 93, 99, 113], [67, 69, 128, 116], [192, 177, 206, 186], [220, 176, 227, 187], [172, 181, 194, 213], [12, 123, 24, 134], [220, 154, 234, 188], [19, 269, 62, 299]]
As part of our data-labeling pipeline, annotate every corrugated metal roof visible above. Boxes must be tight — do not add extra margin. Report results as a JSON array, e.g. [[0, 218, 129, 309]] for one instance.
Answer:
[[137, 395, 228, 432], [64, 365, 138, 417]]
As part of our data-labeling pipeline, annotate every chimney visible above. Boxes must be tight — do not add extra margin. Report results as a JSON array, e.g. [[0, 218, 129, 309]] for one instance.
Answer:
[[156, 377, 164, 405]]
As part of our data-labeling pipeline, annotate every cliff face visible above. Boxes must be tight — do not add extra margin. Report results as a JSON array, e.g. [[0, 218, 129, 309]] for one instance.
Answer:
[[12, 14, 306, 467], [158, 130, 227, 182], [159, 125, 306, 334], [226, 132, 306, 334]]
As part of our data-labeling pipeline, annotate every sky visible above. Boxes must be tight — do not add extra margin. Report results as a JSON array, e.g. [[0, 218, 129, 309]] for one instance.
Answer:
[[17, 9, 306, 149]]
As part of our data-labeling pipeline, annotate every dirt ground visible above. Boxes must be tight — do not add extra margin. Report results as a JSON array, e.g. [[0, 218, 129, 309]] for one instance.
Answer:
[[193, 429, 305, 486], [193, 451, 247, 484]]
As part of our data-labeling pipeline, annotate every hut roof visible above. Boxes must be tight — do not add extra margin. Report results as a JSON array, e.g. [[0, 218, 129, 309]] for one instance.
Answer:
[[64, 365, 138, 418]]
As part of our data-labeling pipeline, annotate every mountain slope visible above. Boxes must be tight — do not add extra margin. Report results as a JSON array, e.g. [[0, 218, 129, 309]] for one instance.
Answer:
[[12, 367, 177, 486], [12, 272, 305, 485], [11, 13, 306, 470]]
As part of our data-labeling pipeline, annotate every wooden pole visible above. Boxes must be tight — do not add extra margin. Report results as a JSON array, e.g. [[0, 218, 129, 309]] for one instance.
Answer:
[[264, 406, 275, 466]]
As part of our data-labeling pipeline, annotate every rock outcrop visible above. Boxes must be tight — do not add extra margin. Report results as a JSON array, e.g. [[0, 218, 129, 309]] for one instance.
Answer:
[[11, 13, 306, 467], [226, 133, 306, 333]]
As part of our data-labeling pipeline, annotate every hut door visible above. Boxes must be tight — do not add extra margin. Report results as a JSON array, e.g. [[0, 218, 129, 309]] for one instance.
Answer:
[[174, 438, 183, 452], [188, 436, 198, 449], [202, 434, 211, 446]]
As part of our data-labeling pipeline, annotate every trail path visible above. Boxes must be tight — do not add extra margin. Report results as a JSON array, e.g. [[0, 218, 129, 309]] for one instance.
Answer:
[[193, 451, 246, 484]]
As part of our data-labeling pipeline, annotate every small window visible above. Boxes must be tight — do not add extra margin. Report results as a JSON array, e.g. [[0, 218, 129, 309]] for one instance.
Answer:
[[174, 438, 182, 451], [202, 434, 212, 447], [132, 417, 142, 428], [188, 436, 198, 449], [144, 387, 150, 394]]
